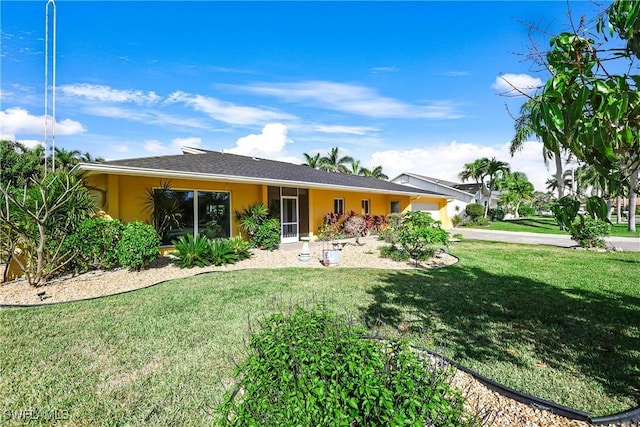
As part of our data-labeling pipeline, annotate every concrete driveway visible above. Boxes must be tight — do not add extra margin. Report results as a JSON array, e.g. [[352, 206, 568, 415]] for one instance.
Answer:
[[452, 227, 640, 252]]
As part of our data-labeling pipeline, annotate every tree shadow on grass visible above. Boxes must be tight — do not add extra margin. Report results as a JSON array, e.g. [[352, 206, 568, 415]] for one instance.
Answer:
[[361, 265, 640, 413]]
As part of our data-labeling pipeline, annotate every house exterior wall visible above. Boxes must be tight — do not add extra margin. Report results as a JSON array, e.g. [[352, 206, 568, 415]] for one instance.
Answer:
[[85, 173, 442, 239], [391, 174, 461, 228]]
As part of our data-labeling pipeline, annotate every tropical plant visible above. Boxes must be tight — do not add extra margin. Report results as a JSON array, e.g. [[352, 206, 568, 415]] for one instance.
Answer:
[[117, 221, 161, 271], [143, 180, 183, 244], [318, 146, 354, 173], [172, 234, 213, 268], [499, 171, 534, 218], [363, 165, 389, 180], [570, 217, 612, 248], [0, 140, 44, 188], [301, 152, 321, 169], [0, 171, 96, 286], [508, 95, 567, 199], [235, 202, 270, 238], [227, 235, 251, 260], [524, 0, 640, 231], [209, 239, 240, 266], [52, 147, 82, 172]]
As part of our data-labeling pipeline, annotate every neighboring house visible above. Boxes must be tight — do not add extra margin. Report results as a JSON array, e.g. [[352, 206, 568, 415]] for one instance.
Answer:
[[72, 150, 452, 246], [390, 173, 492, 219]]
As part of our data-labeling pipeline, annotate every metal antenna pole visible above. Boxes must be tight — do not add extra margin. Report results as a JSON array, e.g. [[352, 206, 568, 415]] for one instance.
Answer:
[[44, 0, 49, 175], [52, 0, 57, 172], [44, 0, 57, 173]]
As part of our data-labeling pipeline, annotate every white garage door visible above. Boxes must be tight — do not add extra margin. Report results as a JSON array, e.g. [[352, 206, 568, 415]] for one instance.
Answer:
[[411, 202, 440, 220]]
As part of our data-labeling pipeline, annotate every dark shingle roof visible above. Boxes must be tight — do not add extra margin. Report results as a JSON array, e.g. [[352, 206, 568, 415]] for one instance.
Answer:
[[78, 151, 448, 197]]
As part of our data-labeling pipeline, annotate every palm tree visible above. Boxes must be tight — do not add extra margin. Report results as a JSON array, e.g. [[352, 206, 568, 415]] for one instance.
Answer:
[[484, 157, 510, 217], [318, 147, 354, 174], [80, 152, 105, 163], [502, 171, 534, 218], [301, 152, 321, 169], [52, 147, 82, 172], [458, 158, 487, 185], [510, 95, 567, 199], [348, 159, 362, 175], [365, 165, 388, 180]]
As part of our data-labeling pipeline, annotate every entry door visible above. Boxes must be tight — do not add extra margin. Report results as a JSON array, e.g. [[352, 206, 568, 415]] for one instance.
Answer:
[[281, 196, 298, 243]]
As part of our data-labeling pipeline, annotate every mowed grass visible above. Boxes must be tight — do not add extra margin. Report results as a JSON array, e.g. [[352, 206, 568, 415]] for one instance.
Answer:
[[1, 241, 639, 425], [482, 215, 639, 237]]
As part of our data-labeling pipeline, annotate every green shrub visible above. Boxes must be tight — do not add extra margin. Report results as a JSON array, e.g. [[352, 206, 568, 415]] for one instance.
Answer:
[[66, 218, 124, 272], [228, 236, 251, 260], [517, 204, 536, 217], [216, 308, 475, 426], [252, 218, 280, 251], [379, 244, 410, 262], [397, 211, 449, 266], [117, 222, 161, 271], [489, 208, 505, 221], [465, 203, 484, 219], [570, 217, 612, 248], [470, 216, 490, 227], [209, 239, 239, 266], [172, 234, 212, 268]]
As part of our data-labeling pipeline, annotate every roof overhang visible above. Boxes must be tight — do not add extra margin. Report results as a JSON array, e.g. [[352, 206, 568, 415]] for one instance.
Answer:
[[72, 163, 450, 199]]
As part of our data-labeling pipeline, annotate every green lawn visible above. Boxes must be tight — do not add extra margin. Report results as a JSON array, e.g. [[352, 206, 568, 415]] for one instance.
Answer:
[[1, 241, 639, 425], [481, 215, 639, 237]]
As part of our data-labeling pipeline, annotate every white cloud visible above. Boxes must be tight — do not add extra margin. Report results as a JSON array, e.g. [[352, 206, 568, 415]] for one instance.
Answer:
[[0, 107, 86, 136], [115, 144, 130, 153], [312, 124, 378, 135], [19, 139, 43, 149], [84, 105, 210, 130], [60, 83, 161, 104], [234, 81, 464, 119], [143, 140, 172, 156], [172, 137, 202, 149], [492, 73, 543, 96], [166, 91, 296, 126], [226, 123, 290, 157], [368, 140, 551, 192]]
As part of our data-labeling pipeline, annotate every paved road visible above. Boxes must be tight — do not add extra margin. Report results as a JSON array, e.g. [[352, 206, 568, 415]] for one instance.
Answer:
[[452, 227, 640, 252]]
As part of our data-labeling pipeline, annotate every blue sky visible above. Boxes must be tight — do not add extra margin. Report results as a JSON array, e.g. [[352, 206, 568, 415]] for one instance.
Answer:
[[1, 1, 610, 190]]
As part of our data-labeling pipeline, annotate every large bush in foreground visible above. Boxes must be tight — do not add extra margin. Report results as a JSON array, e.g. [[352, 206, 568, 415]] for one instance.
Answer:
[[117, 222, 161, 271], [66, 218, 125, 272], [216, 308, 476, 426]]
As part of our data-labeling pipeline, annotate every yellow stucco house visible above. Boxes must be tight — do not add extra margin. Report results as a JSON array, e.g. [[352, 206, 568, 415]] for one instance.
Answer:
[[72, 149, 452, 246]]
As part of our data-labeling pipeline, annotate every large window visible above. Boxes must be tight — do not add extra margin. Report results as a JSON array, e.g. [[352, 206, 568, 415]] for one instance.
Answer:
[[390, 201, 401, 214], [153, 189, 230, 245]]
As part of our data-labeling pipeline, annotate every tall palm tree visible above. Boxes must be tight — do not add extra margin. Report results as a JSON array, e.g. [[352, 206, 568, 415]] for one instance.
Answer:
[[301, 152, 321, 169], [458, 158, 487, 185], [484, 157, 510, 217], [318, 147, 354, 174], [510, 95, 567, 199]]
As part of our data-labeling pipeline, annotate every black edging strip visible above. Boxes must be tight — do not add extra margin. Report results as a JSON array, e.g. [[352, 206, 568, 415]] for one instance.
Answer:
[[3, 262, 640, 425]]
